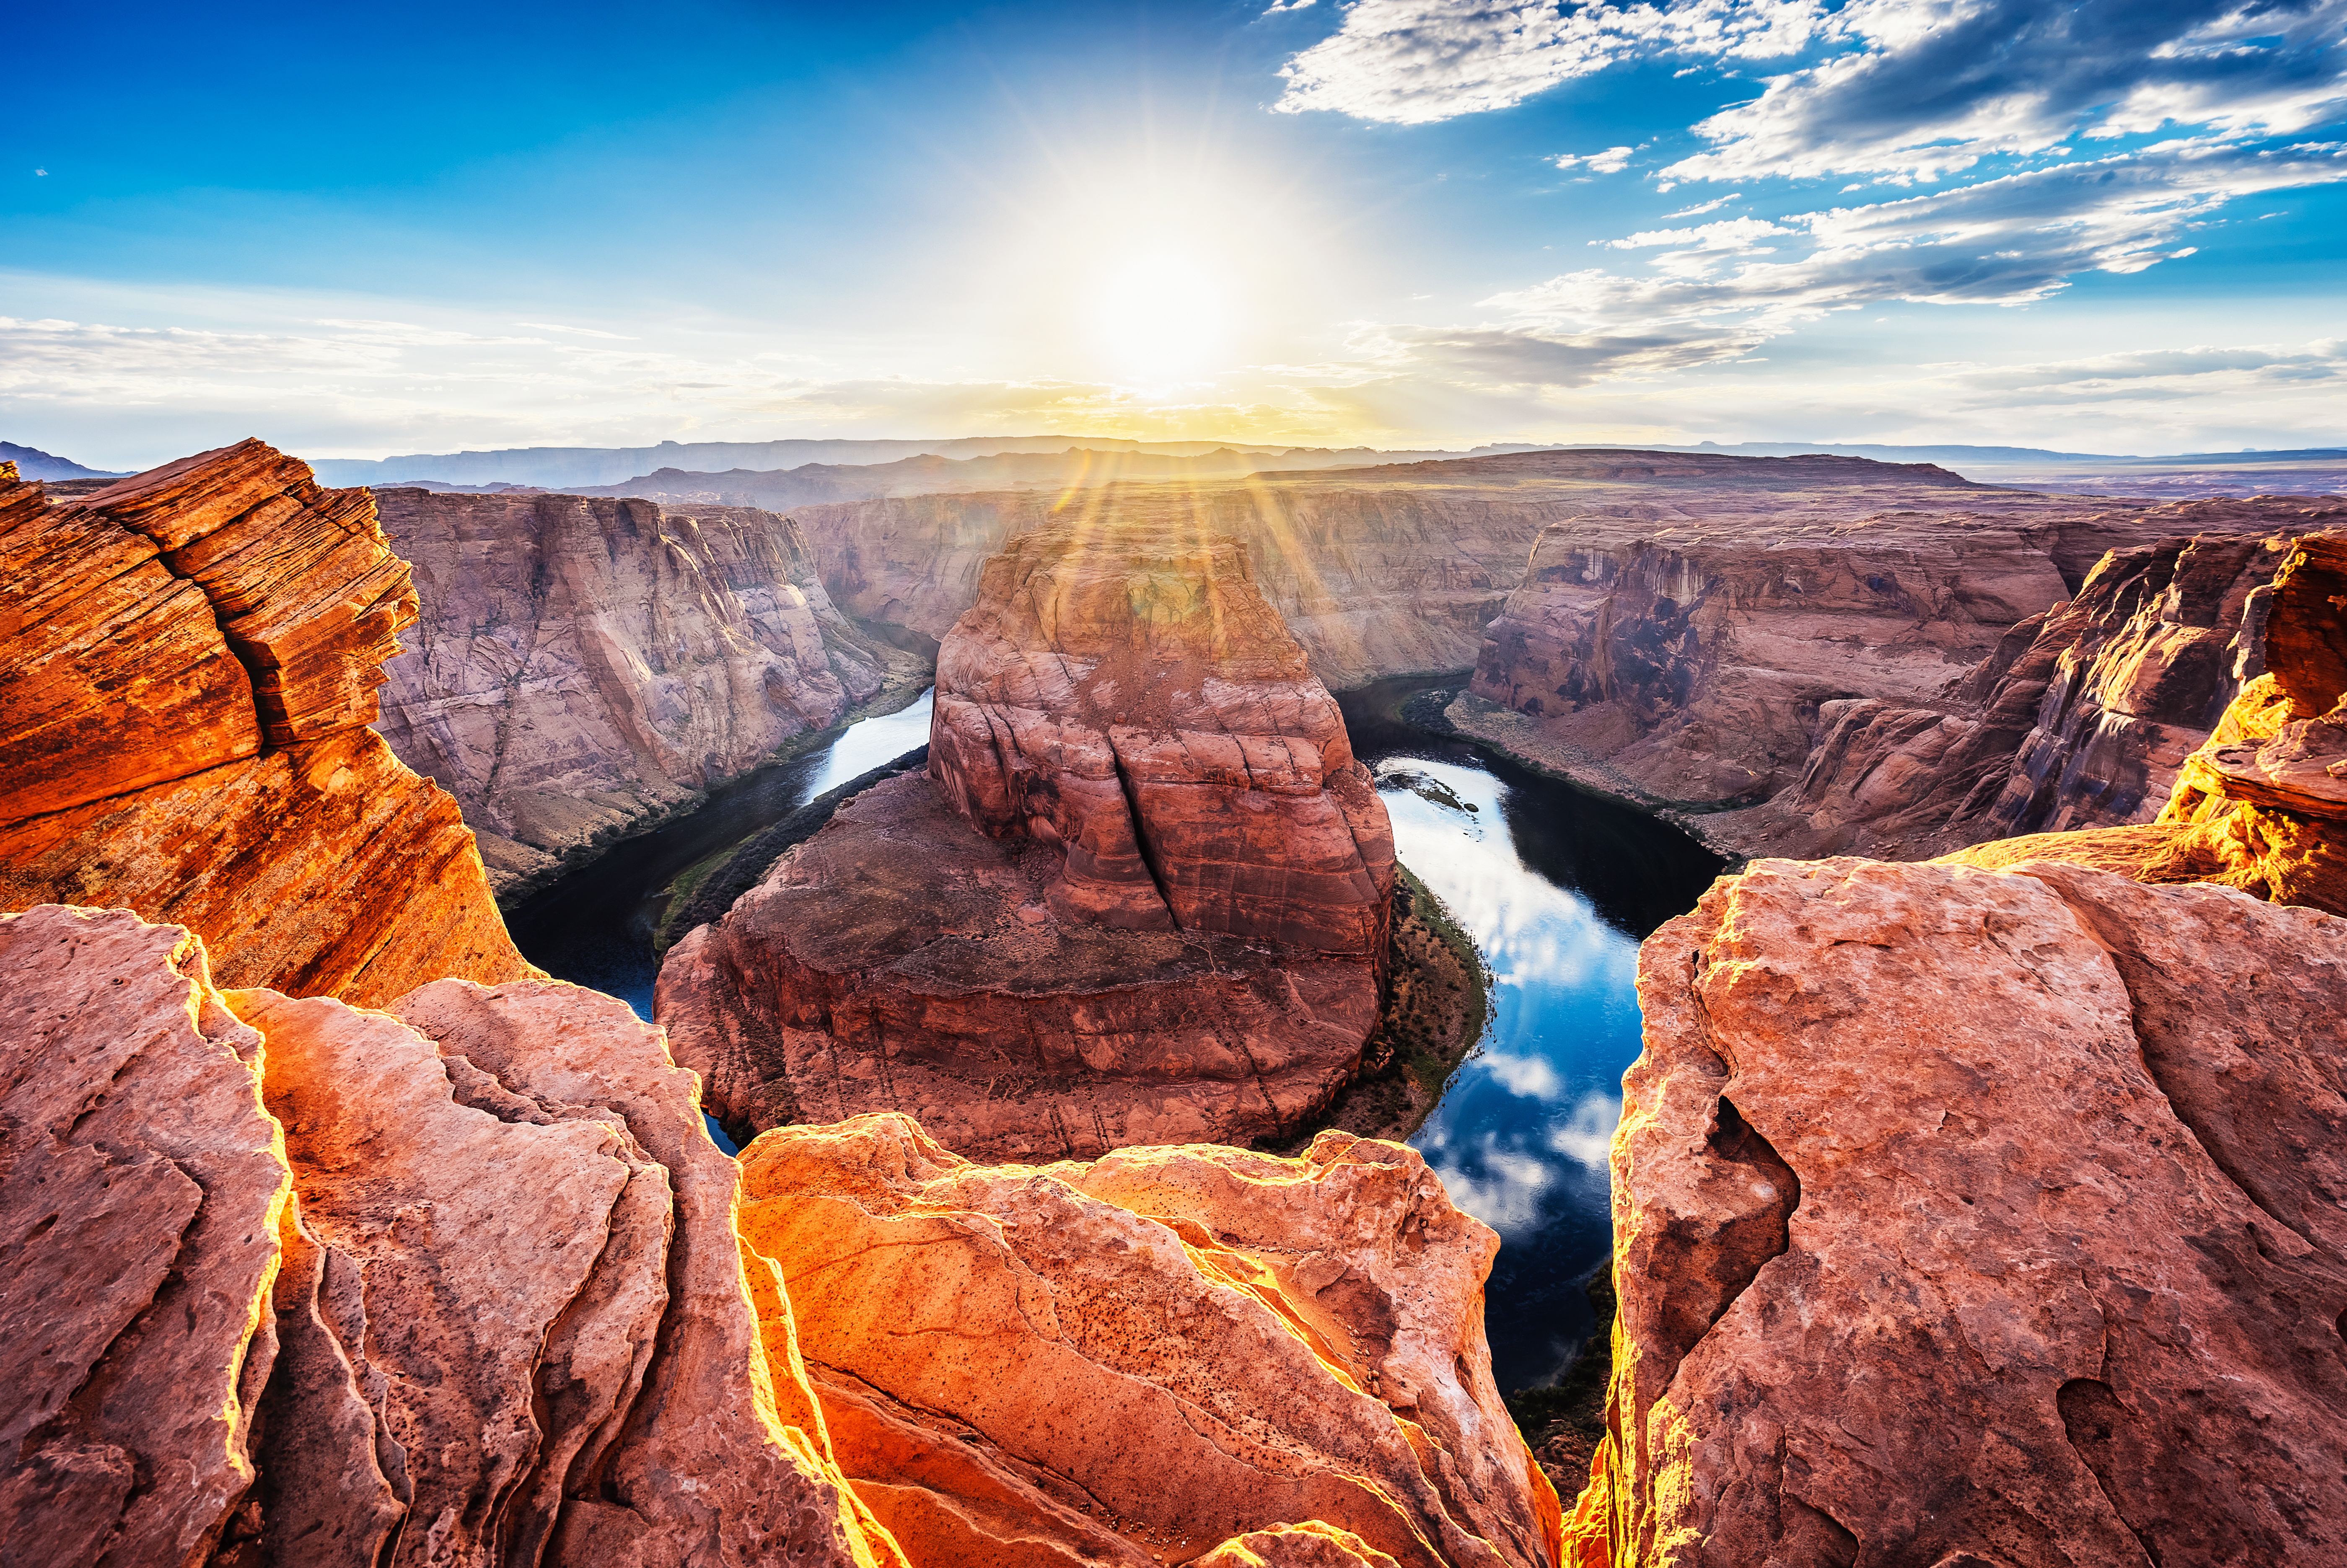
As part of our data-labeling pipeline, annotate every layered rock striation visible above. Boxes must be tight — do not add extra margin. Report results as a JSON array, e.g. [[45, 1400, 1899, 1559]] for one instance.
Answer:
[[797, 449, 2050, 691], [0, 446, 529, 1007], [1458, 494, 2344, 862], [1575, 854, 2347, 1566], [659, 519, 1397, 1159], [371, 488, 889, 898], [0, 904, 904, 1568], [738, 1112, 1559, 1568]]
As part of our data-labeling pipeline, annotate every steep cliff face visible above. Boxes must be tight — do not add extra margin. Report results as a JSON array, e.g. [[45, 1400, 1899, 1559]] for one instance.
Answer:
[[658, 519, 1397, 1159], [372, 489, 887, 899], [1576, 855, 2347, 1567], [795, 449, 2030, 691], [0, 905, 902, 1568], [1457, 494, 2342, 860], [0, 446, 529, 1007], [738, 1112, 1559, 1568], [1944, 529, 2347, 916]]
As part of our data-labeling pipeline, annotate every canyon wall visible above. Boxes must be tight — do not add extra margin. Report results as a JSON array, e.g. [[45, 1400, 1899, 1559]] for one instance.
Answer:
[[370, 489, 889, 900], [1574, 854, 2347, 1566], [658, 518, 1399, 1159], [0, 446, 529, 1007], [793, 449, 2034, 691], [1458, 494, 2345, 861]]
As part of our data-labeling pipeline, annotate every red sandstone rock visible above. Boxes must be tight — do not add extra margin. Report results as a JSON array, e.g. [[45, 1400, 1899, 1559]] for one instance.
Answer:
[[0, 907, 288, 1567], [0, 444, 532, 1006], [738, 1113, 1557, 1568], [660, 519, 1396, 1157], [928, 519, 1393, 952], [1577, 855, 2347, 1566], [370, 489, 888, 898]]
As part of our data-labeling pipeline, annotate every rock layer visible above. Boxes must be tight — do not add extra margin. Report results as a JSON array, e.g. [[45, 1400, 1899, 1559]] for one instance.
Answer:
[[0, 903, 899, 1568], [1458, 494, 2344, 862], [1576, 855, 2347, 1566], [370, 489, 888, 899], [0, 445, 530, 1007], [798, 449, 2047, 691], [660, 520, 1397, 1158], [737, 1112, 1559, 1568]]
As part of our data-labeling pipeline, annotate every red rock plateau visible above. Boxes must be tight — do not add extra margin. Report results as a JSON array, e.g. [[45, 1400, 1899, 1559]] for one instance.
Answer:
[[371, 489, 891, 899], [0, 447, 530, 1007], [736, 1112, 1559, 1568], [659, 518, 1397, 1158], [1, 900, 1549, 1568], [1575, 854, 2347, 1566], [792, 449, 2056, 690], [1458, 493, 2345, 861]]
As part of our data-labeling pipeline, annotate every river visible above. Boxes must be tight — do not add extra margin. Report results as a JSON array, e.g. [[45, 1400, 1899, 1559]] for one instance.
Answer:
[[508, 675, 1722, 1395]]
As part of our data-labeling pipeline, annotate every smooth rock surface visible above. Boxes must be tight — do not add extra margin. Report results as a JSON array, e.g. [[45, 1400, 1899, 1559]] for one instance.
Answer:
[[371, 489, 887, 898], [737, 1113, 1558, 1568], [1576, 855, 2347, 1567], [0, 906, 289, 1568]]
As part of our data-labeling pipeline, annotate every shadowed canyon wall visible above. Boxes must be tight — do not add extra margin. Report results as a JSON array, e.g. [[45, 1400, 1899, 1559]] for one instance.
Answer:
[[0, 446, 530, 1007], [659, 518, 1398, 1159], [370, 489, 889, 900]]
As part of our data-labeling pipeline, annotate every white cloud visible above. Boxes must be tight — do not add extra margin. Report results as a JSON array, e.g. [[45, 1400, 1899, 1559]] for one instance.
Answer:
[[1548, 1093, 1623, 1168], [1480, 1049, 1566, 1099], [516, 321, 639, 339], [1555, 145, 1637, 172], [1663, 192, 1744, 217]]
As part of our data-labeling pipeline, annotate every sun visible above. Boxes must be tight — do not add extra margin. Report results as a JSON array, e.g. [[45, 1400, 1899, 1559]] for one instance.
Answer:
[[1090, 254, 1230, 384]]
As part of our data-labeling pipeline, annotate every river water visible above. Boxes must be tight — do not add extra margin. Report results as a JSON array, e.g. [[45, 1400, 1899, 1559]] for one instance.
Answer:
[[509, 675, 1721, 1395]]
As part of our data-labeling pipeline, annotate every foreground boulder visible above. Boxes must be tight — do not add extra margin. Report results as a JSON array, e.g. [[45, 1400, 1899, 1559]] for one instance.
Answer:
[[738, 1112, 1559, 1568], [0, 903, 900, 1568], [371, 489, 891, 898], [0, 446, 530, 1007], [660, 519, 1395, 1158], [1575, 856, 2347, 1565]]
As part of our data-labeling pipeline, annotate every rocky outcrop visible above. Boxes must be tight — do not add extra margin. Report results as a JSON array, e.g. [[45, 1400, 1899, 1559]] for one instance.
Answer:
[[1457, 494, 2344, 862], [737, 1112, 1559, 1568], [370, 489, 889, 899], [0, 903, 900, 1568], [1576, 854, 2347, 1566], [797, 449, 2039, 691], [0, 445, 530, 1008], [659, 520, 1396, 1159]]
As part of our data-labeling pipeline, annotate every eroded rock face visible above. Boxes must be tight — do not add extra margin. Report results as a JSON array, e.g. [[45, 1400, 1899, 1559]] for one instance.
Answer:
[[1578, 856, 2347, 1567], [737, 1113, 1559, 1568], [798, 449, 2028, 691], [0, 446, 531, 1007], [0, 903, 897, 1568], [1460, 494, 2344, 863], [371, 489, 887, 898], [928, 520, 1393, 952], [660, 520, 1395, 1158]]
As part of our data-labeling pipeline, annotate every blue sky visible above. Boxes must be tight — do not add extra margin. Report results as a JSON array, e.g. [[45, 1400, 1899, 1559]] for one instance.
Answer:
[[6, 0, 2343, 466]]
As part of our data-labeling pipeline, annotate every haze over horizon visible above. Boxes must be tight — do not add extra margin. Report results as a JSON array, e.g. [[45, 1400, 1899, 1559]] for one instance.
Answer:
[[7, 0, 2344, 471]]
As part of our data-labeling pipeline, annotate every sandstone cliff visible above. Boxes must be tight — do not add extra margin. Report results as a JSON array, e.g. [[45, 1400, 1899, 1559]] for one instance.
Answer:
[[659, 519, 1397, 1159], [371, 488, 889, 899], [795, 449, 2041, 691], [0, 446, 529, 1007], [1574, 854, 2347, 1566], [1945, 529, 2347, 916], [0, 904, 902, 1568], [737, 1112, 1560, 1568], [1456, 494, 2344, 862]]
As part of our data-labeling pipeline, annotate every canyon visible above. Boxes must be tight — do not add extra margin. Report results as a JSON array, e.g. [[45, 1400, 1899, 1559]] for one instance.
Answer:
[[6, 437, 2347, 1568], [658, 517, 1399, 1158], [369, 488, 898, 900]]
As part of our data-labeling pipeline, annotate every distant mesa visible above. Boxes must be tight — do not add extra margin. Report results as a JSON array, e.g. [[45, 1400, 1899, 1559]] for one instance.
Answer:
[[0, 440, 128, 480]]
